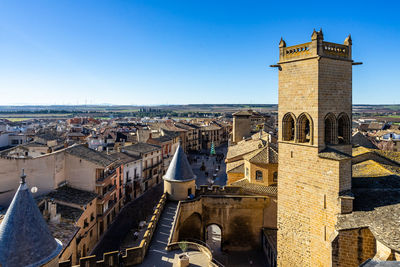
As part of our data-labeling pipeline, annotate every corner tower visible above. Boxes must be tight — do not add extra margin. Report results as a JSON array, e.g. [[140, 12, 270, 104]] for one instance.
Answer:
[[0, 170, 62, 267], [275, 30, 354, 266], [163, 144, 197, 201]]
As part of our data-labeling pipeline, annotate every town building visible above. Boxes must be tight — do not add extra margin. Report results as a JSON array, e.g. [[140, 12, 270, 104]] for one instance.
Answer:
[[122, 142, 163, 191], [40, 186, 98, 265], [232, 109, 272, 144]]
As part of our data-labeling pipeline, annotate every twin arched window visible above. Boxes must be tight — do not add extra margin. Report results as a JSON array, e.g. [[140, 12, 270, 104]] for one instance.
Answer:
[[282, 112, 350, 145], [324, 112, 350, 144], [282, 112, 313, 144]]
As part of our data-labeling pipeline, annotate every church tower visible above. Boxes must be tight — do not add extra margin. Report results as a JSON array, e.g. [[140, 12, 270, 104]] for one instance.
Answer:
[[275, 30, 355, 266]]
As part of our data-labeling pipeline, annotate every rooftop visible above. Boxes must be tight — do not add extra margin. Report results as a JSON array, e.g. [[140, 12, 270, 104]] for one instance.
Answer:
[[46, 185, 98, 206], [226, 138, 267, 160], [318, 147, 352, 161], [244, 145, 278, 164], [123, 142, 161, 154], [230, 178, 277, 196], [65, 144, 116, 167], [163, 144, 196, 182], [337, 156, 400, 252], [109, 151, 141, 164]]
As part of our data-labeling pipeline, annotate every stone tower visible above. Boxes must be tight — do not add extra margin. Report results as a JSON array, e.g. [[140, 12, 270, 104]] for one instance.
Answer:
[[163, 144, 197, 201], [276, 30, 354, 266], [232, 110, 253, 144], [0, 170, 62, 267]]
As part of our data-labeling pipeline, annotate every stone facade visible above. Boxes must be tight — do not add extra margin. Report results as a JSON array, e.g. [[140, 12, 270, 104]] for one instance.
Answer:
[[232, 112, 252, 144], [171, 195, 276, 251], [276, 30, 354, 266], [331, 228, 376, 266]]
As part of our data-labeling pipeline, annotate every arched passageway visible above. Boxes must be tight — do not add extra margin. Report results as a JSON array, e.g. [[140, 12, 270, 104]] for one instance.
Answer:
[[206, 224, 222, 253], [178, 212, 202, 241]]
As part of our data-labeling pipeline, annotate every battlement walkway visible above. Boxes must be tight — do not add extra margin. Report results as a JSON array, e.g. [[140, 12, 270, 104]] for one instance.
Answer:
[[140, 201, 211, 267]]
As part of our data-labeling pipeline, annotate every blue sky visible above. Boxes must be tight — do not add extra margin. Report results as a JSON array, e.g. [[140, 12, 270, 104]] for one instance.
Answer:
[[0, 0, 399, 105]]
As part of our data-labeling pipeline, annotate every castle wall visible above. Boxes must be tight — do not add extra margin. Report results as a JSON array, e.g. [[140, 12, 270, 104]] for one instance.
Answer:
[[173, 195, 275, 251], [332, 228, 376, 267]]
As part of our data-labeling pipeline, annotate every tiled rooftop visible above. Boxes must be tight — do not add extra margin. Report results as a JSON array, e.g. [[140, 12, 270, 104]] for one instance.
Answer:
[[65, 144, 116, 167], [230, 178, 277, 196], [123, 142, 161, 154], [46, 186, 98, 206]]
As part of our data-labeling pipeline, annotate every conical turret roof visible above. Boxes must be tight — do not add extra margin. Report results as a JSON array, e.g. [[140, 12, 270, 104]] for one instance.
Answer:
[[0, 171, 62, 267], [163, 144, 196, 182]]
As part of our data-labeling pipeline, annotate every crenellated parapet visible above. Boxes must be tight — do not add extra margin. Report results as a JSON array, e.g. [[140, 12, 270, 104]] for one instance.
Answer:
[[279, 29, 352, 63], [196, 185, 243, 195]]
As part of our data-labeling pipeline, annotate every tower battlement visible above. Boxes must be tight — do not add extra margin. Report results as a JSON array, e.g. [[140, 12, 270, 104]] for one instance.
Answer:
[[279, 29, 352, 63]]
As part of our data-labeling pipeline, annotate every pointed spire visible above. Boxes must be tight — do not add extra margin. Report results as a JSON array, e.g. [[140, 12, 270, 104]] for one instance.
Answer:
[[344, 34, 352, 45], [279, 37, 286, 48], [163, 143, 196, 182], [0, 172, 62, 266]]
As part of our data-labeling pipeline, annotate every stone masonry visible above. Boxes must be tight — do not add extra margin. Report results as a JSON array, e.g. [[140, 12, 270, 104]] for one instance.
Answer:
[[276, 30, 354, 266]]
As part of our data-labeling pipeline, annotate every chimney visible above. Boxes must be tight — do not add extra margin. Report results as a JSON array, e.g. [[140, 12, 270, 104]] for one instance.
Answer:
[[49, 201, 60, 223]]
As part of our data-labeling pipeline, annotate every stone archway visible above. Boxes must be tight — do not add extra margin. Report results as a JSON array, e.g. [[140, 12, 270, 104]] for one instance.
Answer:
[[178, 212, 203, 241], [206, 224, 222, 253]]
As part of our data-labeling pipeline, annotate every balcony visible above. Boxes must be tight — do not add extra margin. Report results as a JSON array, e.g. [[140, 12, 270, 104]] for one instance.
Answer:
[[97, 169, 116, 183], [98, 185, 116, 200], [102, 199, 116, 216], [143, 161, 162, 171]]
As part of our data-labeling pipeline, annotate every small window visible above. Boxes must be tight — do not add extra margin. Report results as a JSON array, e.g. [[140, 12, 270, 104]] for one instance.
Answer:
[[273, 172, 278, 183], [255, 170, 263, 181], [245, 168, 249, 177]]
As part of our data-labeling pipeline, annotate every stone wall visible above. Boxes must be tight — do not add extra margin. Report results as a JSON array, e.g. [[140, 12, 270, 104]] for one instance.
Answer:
[[226, 171, 244, 185], [232, 115, 251, 143], [332, 228, 376, 267], [277, 34, 353, 266], [170, 194, 275, 251]]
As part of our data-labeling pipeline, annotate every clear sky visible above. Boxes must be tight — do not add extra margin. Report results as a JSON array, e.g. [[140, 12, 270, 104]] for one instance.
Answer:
[[0, 0, 399, 105]]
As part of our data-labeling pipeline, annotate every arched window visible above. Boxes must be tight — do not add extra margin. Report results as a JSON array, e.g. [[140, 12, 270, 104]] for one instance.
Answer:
[[337, 113, 350, 144], [256, 170, 263, 181], [324, 113, 337, 144], [273, 172, 278, 183], [282, 113, 296, 141], [297, 113, 313, 143]]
